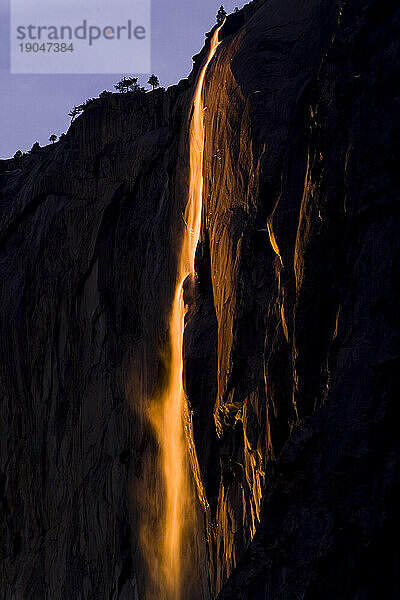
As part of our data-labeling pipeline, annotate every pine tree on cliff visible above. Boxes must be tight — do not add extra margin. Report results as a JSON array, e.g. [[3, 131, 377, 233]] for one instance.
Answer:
[[148, 74, 160, 90], [114, 79, 123, 93], [217, 5, 227, 24], [127, 77, 139, 92], [29, 142, 41, 155], [68, 106, 83, 121], [114, 77, 128, 93], [115, 77, 139, 93]]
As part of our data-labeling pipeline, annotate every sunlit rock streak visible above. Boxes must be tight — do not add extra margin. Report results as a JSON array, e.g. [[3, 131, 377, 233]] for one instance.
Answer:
[[146, 23, 224, 600]]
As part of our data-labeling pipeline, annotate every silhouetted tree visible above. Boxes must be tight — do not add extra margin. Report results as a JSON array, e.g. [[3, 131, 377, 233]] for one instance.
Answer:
[[114, 79, 125, 93], [13, 150, 22, 160], [235, 7, 239, 12], [29, 142, 41, 155], [217, 5, 227, 24], [129, 78, 141, 92], [49, 134, 57, 144], [68, 106, 83, 121], [115, 76, 139, 93], [99, 90, 112, 98], [118, 79, 127, 92], [148, 74, 160, 90]]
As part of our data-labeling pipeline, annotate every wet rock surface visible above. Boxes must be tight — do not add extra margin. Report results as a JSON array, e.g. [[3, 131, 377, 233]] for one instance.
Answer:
[[1, 0, 399, 598]]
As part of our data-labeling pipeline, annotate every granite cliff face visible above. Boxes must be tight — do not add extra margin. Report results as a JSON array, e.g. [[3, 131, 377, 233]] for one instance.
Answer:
[[1, 0, 399, 598]]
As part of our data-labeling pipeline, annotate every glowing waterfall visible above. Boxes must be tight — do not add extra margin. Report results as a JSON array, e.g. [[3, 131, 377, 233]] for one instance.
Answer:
[[146, 23, 223, 600]]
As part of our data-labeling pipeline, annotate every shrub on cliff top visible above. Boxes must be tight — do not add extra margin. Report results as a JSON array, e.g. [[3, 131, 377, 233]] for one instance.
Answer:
[[29, 142, 41, 155], [68, 105, 83, 121], [115, 77, 139, 93], [148, 74, 160, 90], [217, 5, 227, 24]]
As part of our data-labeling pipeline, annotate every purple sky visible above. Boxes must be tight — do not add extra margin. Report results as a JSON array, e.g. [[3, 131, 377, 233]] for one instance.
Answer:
[[0, 0, 244, 158]]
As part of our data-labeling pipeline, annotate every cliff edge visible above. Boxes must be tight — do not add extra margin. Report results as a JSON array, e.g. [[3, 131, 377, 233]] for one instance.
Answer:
[[1, 0, 399, 598]]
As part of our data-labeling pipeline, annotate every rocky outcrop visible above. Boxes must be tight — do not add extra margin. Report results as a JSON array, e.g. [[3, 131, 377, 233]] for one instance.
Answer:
[[1, 0, 399, 598]]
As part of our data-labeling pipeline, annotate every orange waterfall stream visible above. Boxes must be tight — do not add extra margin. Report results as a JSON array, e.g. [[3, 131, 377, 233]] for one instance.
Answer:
[[147, 23, 223, 600]]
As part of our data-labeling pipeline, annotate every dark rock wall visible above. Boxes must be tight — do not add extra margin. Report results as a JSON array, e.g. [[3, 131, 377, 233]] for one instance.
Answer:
[[0, 0, 399, 598], [194, 0, 339, 592], [207, 0, 400, 598], [0, 88, 191, 598]]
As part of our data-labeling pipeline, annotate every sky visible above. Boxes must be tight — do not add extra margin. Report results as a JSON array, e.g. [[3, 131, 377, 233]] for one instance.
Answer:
[[0, 0, 245, 158]]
